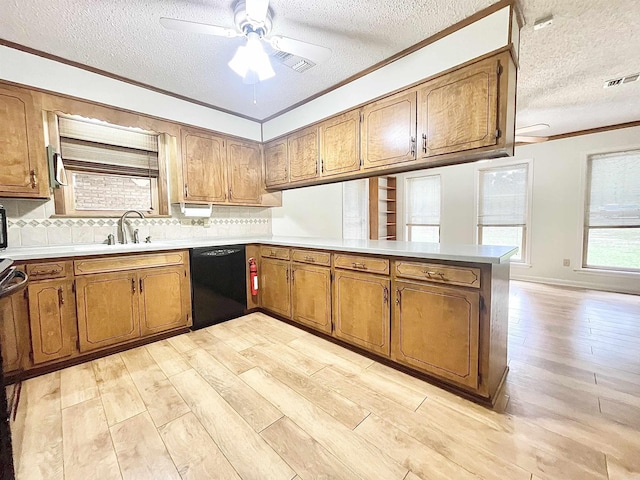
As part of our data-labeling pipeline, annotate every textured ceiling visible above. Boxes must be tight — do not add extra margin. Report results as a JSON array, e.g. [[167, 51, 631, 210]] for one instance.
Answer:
[[1, 0, 639, 134]]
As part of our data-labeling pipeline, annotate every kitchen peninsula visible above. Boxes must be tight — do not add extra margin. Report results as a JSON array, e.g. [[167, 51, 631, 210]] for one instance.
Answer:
[[2, 237, 516, 405]]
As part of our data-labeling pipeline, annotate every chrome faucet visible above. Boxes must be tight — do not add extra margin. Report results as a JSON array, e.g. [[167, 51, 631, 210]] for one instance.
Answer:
[[118, 210, 145, 244]]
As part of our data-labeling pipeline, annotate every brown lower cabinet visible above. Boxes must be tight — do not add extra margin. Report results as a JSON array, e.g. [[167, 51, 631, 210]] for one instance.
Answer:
[[253, 245, 508, 404], [2, 250, 191, 377], [332, 270, 390, 356], [260, 258, 291, 318], [0, 293, 29, 374], [392, 281, 480, 389], [27, 279, 76, 364], [291, 263, 331, 334], [76, 271, 141, 352]]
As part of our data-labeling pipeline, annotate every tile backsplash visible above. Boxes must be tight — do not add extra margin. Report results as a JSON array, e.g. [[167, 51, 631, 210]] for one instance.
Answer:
[[1, 197, 272, 248]]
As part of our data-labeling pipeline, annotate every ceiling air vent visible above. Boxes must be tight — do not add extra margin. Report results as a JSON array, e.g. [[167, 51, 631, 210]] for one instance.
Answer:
[[271, 50, 316, 73], [604, 73, 639, 88]]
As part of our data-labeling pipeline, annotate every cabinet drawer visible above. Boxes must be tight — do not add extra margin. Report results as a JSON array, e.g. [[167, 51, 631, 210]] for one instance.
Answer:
[[260, 246, 290, 260], [334, 254, 389, 275], [74, 251, 187, 275], [26, 261, 71, 280], [394, 261, 480, 288], [291, 249, 331, 266]]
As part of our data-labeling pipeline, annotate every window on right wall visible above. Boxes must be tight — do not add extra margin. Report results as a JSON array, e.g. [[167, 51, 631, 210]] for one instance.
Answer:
[[477, 162, 530, 262], [584, 150, 640, 271]]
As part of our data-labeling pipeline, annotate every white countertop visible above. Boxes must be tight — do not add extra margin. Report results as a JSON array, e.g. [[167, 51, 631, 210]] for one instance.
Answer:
[[1, 236, 518, 264]]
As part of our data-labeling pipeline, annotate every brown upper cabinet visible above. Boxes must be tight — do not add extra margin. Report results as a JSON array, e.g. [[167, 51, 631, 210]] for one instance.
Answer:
[[0, 84, 49, 199], [319, 110, 360, 177], [227, 139, 262, 204], [289, 125, 320, 183], [180, 128, 227, 203], [264, 138, 288, 187], [361, 91, 417, 169], [176, 127, 279, 206], [263, 49, 516, 190], [418, 54, 501, 158]]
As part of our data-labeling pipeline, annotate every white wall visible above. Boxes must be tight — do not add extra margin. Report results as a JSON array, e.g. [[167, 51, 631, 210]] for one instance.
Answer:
[[0, 46, 262, 140], [262, 7, 511, 140], [276, 126, 640, 294], [271, 184, 343, 238]]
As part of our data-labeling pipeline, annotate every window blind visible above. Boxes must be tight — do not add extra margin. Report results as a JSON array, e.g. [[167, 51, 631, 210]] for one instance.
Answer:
[[59, 116, 159, 177], [587, 151, 640, 227], [478, 164, 528, 226], [343, 179, 369, 239], [406, 175, 441, 225]]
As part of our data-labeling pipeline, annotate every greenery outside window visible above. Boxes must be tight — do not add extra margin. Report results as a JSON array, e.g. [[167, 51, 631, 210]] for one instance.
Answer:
[[584, 150, 640, 271]]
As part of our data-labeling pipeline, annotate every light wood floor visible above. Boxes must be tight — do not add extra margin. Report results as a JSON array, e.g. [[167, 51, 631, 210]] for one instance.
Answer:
[[11, 281, 640, 480]]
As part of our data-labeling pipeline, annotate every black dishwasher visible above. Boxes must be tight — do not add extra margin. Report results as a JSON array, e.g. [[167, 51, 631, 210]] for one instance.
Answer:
[[190, 246, 247, 329]]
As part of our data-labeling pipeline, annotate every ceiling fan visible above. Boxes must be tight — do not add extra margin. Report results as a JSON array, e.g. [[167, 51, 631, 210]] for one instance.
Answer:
[[515, 124, 550, 143], [160, 0, 332, 84]]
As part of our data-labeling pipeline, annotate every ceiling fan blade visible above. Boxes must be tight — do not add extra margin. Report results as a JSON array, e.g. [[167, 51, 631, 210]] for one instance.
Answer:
[[515, 135, 549, 144], [269, 35, 332, 64], [246, 0, 270, 24], [160, 17, 240, 38]]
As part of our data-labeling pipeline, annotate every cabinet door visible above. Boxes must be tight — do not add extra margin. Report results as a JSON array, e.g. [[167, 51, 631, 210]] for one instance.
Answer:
[[0, 85, 48, 198], [291, 264, 331, 334], [288, 126, 319, 183], [260, 258, 291, 318], [264, 138, 288, 187], [181, 128, 227, 202], [418, 56, 500, 158], [333, 270, 390, 356], [0, 293, 28, 374], [76, 272, 140, 352], [227, 140, 262, 204], [28, 280, 76, 364], [139, 266, 190, 336], [320, 110, 360, 177], [393, 281, 479, 389], [361, 91, 417, 169]]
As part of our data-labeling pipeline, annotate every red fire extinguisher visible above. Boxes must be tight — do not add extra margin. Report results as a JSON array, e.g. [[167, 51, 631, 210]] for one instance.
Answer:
[[248, 257, 258, 296]]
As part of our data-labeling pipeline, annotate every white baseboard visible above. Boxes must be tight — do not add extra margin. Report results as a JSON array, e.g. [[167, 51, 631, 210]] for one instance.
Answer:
[[510, 273, 640, 296]]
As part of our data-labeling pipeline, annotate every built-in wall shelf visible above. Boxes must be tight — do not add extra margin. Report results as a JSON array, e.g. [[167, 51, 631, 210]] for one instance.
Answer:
[[369, 176, 397, 241]]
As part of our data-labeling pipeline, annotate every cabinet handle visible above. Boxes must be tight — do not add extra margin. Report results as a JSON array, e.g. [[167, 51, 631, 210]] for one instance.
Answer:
[[58, 287, 64, 306], [139, 278, 144, 293], [321, 158, 324, 173], [229, 188, 232, 199], [285, 269, 289, 283], [32, 268, 61, 276], [383, 286, 388, 304], [422, 133, 427, 153], [270, 250, 276, 257], [131, 278, 136, 293], [352, 262, 367, 270], [410, 136, 416, 156], [184, 185, 189, 198], [304, 256, 315, 263], [291, 270, 295, 282], [424, 270, 445, 279], [395, 289, 401, 306]]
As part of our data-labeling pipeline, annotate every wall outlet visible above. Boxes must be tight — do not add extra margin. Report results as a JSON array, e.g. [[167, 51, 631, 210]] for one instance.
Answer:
[[563, 258, 570, 267]]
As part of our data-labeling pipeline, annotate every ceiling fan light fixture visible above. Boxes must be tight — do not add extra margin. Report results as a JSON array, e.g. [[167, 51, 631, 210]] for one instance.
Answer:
[[228, 31, 275, 84]]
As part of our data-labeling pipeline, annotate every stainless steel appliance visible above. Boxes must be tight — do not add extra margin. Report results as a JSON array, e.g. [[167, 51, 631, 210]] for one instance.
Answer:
[[190, 246, 247, 329], [0, 259, 28, 480], [0, 205, 7, 250]]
